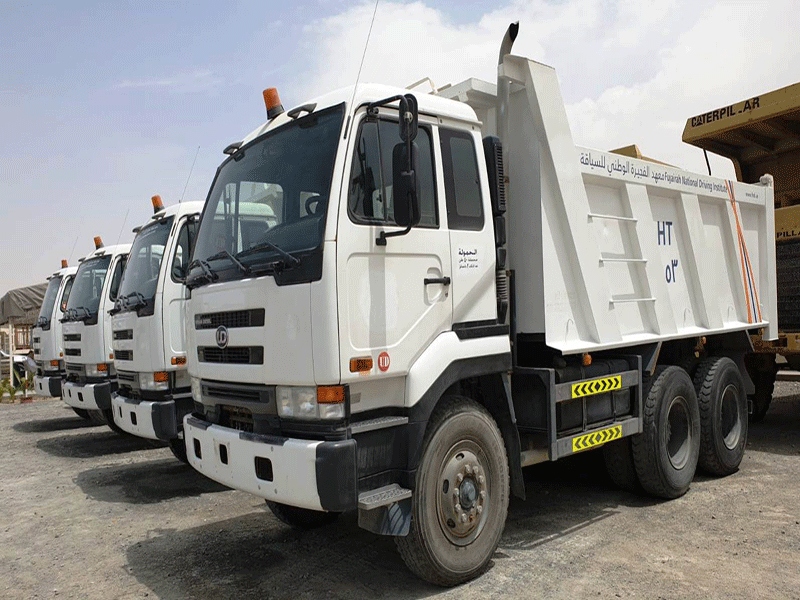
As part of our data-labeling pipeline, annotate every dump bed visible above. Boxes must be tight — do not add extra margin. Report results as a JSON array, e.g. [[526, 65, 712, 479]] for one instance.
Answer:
[[441, 56, 777, 354]]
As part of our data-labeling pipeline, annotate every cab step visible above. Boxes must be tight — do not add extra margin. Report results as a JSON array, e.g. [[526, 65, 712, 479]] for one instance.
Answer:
[[358, 484, 412, 510]]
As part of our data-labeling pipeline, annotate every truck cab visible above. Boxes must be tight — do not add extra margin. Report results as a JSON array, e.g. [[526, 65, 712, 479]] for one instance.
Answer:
[[32, 261, 77, 400], [110, 197, 202, 460], [61, 237, 130, 427]]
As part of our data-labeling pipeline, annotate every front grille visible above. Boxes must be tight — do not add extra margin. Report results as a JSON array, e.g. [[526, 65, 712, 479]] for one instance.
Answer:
[[64, 333, 81, 342], [219, 405, 254, 432], [33, 349, 40, 356], [33, 337, 40, 343], [117, 371, 136, 383], [195, 309, 265, 330], [64, 348, 81, 357], [198, 346, 264, 365], [202, 381, 269, 403], [114, 349, 133, 361], [113, 329, 133, 340]]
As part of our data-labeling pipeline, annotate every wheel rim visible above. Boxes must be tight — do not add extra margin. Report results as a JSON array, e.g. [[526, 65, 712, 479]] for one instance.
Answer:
[[665, 396, 692, 470], [719, 383, 742, 450], [436, 441, 490, 546]]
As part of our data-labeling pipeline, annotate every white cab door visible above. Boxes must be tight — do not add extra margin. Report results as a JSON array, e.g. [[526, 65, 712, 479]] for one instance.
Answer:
[[337, 112, 451, 407]]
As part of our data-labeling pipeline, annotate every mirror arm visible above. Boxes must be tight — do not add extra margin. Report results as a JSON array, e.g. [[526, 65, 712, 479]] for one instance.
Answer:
[[376, 224, 412, 247]]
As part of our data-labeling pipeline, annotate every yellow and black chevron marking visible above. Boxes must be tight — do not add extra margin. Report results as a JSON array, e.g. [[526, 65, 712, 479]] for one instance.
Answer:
[[571, 425, 622, 453], [571, 375, 622, 398]]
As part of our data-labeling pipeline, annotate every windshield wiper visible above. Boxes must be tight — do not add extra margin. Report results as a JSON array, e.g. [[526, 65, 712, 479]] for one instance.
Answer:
[[35, 316, 50, 328], [186, 259, 219, 289], [112, 291, 146, 314], [65, 306, 92, 322], [236, 241, 301, 267], [206, 250, 251, 275]]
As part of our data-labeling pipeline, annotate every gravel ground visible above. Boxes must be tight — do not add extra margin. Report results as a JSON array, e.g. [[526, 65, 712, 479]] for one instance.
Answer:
[[1, 384, 799, 600]]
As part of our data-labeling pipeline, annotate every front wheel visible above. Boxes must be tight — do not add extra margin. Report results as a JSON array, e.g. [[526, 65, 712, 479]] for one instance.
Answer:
[[101, 408, 128, 435], [71, 407, 92, 421], [395, 396, 509, 587], [168, 437, 189, 463], [265, 501, 339, 529]]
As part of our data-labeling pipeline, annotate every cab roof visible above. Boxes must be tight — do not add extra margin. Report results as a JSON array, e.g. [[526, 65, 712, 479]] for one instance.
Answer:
[[79, 243, 131, 263], [135, 200, 204, 232], [240, 83, 480, 147]]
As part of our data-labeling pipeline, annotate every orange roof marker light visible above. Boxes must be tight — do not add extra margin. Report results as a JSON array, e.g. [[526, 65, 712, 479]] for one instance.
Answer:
[[61, 259, 68, 268], [94, 236, 104, 249], [151, 194, 164, 214], [263, 88, 284, 120]]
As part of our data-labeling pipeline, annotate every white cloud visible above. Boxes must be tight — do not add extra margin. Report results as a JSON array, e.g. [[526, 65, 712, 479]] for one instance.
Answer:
[[296, 0, 800, 176]]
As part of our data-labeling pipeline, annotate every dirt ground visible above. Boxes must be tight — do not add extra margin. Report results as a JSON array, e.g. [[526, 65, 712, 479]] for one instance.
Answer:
[[1, 385, 799, 600]]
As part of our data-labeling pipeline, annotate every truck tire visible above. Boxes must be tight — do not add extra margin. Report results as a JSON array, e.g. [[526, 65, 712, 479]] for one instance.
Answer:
[[744, 354, 776, 423], [101, 408, 128, 435], [168, 438, 189, 464], [395, 396, 509, 587], [603, 439, 639, 492], [632, 366, 700, 499], [88, 409, 106, 425], [693, 357, 747, 476], [71, 407, 92, 421], [749, 368, 775, 423], [265, 501, 339, 529]]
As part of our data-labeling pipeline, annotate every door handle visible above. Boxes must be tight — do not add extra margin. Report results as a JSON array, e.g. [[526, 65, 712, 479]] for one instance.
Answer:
[[424, 276, 451, 286]]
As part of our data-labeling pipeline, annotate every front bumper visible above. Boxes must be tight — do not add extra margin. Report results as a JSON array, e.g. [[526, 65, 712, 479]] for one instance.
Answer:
[[62, 381, 113, 411], [34, 375, 62, 398], [184, 414, 357, 512], [111, 393, 181, 441]]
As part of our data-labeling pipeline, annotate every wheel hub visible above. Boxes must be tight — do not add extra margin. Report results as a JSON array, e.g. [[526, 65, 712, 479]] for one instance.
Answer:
[[720, 383, 742, 450], [665, 395, 692, 470], [437, 446, 489, 545]]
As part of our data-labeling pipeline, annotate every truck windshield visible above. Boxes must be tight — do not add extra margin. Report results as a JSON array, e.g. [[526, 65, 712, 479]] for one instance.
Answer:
[[117, 217, 174, 310], [36, 276, 62, 328], [190, 104, 344, 285], [66, 255, 112, 318]]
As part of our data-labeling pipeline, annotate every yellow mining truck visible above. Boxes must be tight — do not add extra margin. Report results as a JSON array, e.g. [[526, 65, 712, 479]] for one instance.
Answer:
[[684, 82, 800, 421]]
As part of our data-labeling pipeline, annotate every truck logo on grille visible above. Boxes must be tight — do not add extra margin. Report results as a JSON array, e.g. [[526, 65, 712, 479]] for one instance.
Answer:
[[215, 326, 229, 348]]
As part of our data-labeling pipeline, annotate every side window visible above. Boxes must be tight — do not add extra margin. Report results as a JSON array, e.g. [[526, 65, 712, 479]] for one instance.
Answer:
[[108, 257, 126, 301], [60, 277, 74, 313], [171, 220, 198, 281], [440, 128, 484, 231], [348, 118, 437, 227]]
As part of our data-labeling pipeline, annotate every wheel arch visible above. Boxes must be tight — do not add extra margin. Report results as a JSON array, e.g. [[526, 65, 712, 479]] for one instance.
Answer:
[[405, 333, 524, 499]]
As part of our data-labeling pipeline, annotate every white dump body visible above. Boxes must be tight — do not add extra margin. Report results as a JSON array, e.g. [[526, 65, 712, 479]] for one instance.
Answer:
[[441, 56, 777, 354]]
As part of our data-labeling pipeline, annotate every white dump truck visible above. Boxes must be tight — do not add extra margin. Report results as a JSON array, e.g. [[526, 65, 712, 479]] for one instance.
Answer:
[[32, 260, 77, 401], [62, 237, 130, 430], [181, 24, 776, 585], [110, 196, 203, 460]]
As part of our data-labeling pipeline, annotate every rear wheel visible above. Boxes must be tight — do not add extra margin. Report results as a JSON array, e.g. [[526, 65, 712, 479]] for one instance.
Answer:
[[632, 366, 700, 499], [603, 438, 639, 492], [265, 501, 339, 529], [71, 407, 91, 421], [693, 357, 747, 476], [395, 396, 509, 587]]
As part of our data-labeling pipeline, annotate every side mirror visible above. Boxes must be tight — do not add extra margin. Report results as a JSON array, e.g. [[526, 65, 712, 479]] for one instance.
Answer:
[[392, 142, 420, 228], [173, 264, 187, 281]]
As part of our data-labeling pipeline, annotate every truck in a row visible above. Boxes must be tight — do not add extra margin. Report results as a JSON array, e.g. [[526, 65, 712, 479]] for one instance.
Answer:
[[28, 23, 778, 586]]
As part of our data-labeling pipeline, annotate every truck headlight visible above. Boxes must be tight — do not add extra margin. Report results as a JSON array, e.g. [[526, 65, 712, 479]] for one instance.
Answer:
[[277, 385, 345, 420], [140, 371, 170, 392], [191, 377, 202, 403], [86, 363, 109, 378]]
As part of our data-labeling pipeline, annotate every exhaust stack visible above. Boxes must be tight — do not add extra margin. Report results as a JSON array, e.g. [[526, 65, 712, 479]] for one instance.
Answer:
[[496, 22, 519, 148]]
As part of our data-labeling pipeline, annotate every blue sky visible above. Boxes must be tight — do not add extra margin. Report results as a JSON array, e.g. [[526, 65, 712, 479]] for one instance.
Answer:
[[2, 0, 798, 291]]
